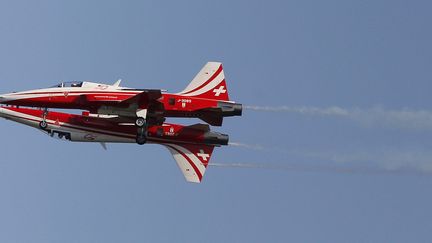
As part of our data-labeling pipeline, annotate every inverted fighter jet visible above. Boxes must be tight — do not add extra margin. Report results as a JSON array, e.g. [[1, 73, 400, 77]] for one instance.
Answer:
[[0, 105, 228, 183]]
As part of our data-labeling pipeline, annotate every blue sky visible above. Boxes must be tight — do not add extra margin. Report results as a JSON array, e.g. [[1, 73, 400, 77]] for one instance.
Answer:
[[1, 0, 432, 242]]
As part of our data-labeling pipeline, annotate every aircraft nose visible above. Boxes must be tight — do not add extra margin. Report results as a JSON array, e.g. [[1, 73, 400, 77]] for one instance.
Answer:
[[0, 94, 10, 103], [0, 106, 5, 118]]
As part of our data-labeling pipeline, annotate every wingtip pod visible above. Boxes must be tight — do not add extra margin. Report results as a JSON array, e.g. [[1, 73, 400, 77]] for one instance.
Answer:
[[164, 143, 215, 183]]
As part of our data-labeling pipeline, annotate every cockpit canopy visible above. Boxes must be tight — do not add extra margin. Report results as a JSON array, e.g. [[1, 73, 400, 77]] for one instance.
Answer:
[[51, 81, 83, 88]]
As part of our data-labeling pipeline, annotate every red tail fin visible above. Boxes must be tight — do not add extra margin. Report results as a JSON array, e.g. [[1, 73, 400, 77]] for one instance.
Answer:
[[178, 62, 230, 101]]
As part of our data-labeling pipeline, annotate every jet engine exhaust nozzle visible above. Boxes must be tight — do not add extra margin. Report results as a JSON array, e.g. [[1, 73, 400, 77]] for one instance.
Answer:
[[218, 102, 243, 117], [203, 132, 229, 146]]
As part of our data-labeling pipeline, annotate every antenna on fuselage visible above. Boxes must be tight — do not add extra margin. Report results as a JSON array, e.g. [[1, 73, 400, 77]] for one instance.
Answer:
[[113, 79, 122, 87]]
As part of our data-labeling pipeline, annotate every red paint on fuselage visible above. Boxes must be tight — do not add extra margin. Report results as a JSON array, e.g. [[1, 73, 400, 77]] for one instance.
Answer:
[[4, 91, 142, 109], [2, 106, 215, 144], [3, 91, 220, 113]]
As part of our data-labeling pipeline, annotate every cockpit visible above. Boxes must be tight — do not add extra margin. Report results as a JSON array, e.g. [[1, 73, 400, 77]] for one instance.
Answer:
[[51, 81, 83, 88]]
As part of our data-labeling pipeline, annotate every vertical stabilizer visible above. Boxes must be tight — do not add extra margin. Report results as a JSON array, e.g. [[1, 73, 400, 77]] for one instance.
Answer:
[[178, 62, 230, 101], [164, 143, 215, 183]]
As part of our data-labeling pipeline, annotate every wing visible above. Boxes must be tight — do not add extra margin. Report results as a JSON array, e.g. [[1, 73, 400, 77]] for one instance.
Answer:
[[164, 143, 215, 183]]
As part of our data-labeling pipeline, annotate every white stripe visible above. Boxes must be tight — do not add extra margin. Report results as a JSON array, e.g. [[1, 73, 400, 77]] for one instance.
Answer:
[[6, 91, 140, 101], [179, 72, 225, 97], [0, 108, 137, 138], [179, 62, 222, 94], [166, 146, 201, 183], [166, 143, 207, 176], [0, 108, 135, 143]]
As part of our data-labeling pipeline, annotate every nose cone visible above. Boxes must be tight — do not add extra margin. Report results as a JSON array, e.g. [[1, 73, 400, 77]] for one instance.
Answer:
[[0, 93, 17, 104], [0, 106, 6, 118], [0, 94, 11, 103]]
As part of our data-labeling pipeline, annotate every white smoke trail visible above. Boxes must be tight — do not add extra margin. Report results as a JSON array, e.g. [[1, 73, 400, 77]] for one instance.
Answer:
[[228, 142, 266, 151], [244, 105, 349, 116], [229, 141, 432, 173], [244, 105, 432, 130], [229, 142, 292, 155], [210, 162, 430, 176], [235, 105, 432, 174]]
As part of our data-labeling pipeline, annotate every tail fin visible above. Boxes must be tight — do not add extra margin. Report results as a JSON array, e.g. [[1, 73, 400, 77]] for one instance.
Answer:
[[178, 62, 230, 101], [164, 143, 215, 183]]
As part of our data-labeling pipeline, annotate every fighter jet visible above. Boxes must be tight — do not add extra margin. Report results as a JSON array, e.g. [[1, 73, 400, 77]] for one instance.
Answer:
[[0, 105, 228, 183], [0, 62, 242, 144]]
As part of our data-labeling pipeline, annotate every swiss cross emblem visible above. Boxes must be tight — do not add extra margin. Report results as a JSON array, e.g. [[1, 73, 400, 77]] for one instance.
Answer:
[[213, 86, 226, 97], [197, 149, 210, 161]]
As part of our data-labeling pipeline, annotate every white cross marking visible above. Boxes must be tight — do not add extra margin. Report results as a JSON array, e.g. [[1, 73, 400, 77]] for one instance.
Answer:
[[197, 149, 210, 161], [213, 86, 226, 97]]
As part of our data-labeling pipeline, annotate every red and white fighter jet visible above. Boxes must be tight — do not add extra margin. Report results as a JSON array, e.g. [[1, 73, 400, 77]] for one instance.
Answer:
[[0, 105, 228, 183], [0, 62, 242, 144]]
